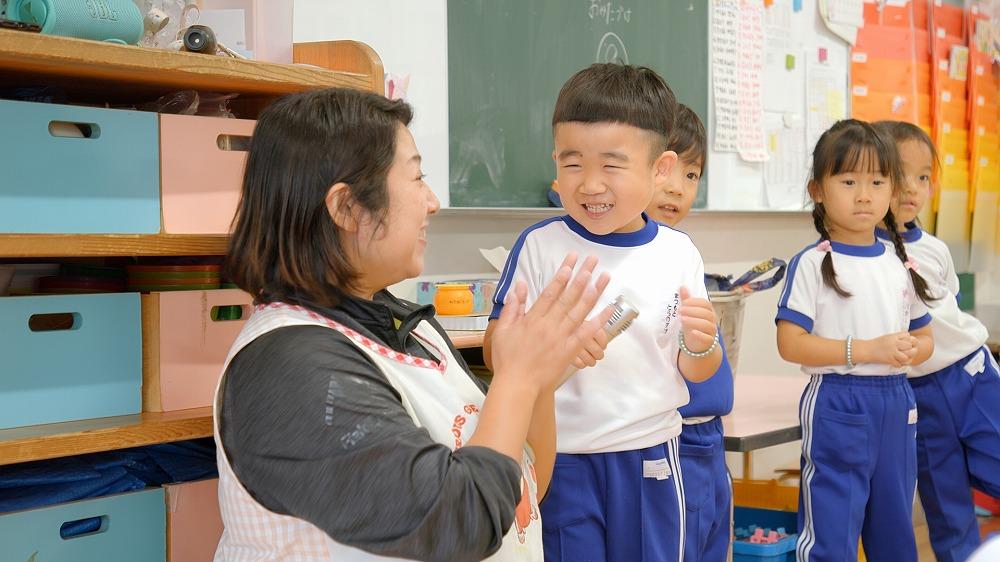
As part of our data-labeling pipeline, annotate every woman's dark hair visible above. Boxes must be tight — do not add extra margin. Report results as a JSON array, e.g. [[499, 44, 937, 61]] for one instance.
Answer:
[[808, 119, 933, 302], [226, 87, 413, 307]]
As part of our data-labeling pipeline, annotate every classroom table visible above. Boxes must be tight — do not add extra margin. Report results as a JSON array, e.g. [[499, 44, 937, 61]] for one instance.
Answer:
[[723, 374, 807, 454], [722, 374, 808, 512]]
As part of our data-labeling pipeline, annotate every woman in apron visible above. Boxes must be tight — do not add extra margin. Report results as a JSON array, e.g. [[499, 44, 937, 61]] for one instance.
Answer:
[[213, 87, 612, 561]]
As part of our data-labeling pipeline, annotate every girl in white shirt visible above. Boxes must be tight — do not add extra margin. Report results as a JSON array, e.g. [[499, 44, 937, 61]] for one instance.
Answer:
[[775, 119, 935, 562], [875, 120, 1000, 562]]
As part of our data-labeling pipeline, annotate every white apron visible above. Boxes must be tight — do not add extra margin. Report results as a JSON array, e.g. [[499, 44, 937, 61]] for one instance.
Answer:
[[213, 302, 542, 561]]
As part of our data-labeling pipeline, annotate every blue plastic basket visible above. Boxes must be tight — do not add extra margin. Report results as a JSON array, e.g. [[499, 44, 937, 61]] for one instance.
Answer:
[[733, 533, 798, 562]]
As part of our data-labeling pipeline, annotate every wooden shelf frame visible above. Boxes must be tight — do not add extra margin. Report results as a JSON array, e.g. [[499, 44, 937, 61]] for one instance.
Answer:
[[0, 330, 485, 465], [0, 234, 229, 258], [0, 36, 383, 259], [0, 336, 484, 465], [0, 30, 375, 100], [0, 36, 389, 462], [0, 407, 212, 466]]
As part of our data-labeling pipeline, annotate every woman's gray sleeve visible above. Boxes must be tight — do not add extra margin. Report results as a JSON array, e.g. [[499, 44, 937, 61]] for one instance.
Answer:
[[220, 326, 522, 561]]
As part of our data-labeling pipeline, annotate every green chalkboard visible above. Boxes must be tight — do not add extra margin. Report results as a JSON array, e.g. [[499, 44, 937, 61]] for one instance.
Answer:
[[448, 0, 709, 208]]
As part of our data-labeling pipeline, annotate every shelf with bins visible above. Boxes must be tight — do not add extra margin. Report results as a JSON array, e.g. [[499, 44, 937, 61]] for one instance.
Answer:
[[0, 334, 486, 466], [0, 34, 386, 460], [0, 31, 384, 256]]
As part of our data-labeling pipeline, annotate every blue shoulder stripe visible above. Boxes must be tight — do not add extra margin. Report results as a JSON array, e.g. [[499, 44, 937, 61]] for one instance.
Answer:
[[778, 242, 819, 309], [489, 216, 566, 319]]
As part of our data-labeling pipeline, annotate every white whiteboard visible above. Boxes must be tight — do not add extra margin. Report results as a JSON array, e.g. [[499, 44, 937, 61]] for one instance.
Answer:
[[706, 0, 850, 211], [293, 0, 451, 206]]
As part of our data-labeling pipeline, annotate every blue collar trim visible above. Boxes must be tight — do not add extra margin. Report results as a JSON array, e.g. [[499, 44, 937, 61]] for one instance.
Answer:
[[562, 212, 659, 247], [830, 239, 886, 257]]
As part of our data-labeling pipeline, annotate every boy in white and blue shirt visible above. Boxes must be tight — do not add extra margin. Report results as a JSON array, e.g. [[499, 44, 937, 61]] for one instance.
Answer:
[[486, 63, 722, 562], [645, 103, 734, 562]]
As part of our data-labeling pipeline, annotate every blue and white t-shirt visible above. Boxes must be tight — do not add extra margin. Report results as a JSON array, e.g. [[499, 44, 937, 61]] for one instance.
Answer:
[[490, 214, 708, 454], [775, 239, 931, 376], [877, 225, 989, 376]]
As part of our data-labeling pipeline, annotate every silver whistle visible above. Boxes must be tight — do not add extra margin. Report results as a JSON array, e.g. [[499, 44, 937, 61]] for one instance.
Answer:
[[604, 294, 639, 341], [562, 294, 639, 380]]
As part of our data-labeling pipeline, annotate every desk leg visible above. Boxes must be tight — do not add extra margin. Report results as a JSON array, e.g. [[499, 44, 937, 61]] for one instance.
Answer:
[[742, 451, 752, 480]]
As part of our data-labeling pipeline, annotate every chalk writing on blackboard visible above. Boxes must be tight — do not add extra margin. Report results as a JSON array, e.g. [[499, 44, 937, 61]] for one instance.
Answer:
[[596, 32, 630, 64], [589, 1, 632, 24]]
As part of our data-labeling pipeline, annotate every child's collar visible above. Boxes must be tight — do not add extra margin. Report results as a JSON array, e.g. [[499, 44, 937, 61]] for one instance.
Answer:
[[562, 212, 659, 247], [822, 238, 886, 257], [875, 221, 922, 243]]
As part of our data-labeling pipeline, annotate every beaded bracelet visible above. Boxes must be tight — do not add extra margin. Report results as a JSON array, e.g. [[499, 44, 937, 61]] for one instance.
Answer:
[[846, 335, 855, 370], [679, 331, 719, 358]]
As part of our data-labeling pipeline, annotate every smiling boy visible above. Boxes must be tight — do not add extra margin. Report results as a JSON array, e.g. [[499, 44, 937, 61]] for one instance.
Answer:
[[484, 64, 722, 562]]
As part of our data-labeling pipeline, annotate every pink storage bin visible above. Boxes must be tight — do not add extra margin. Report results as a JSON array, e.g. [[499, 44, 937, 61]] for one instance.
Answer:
[[164, 479, 224, 562], [160, 114, 255, 234], [142, 289, 252, 412]]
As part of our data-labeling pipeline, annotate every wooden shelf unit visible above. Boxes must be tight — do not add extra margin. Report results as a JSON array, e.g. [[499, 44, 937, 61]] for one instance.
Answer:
[[0, 30, 372, 107], [0, 35, 384, 461]]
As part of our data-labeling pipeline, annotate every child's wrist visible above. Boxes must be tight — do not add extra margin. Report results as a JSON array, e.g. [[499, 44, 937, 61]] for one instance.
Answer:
[[679, 331, 719, 358], [852, 338, 869, 364]]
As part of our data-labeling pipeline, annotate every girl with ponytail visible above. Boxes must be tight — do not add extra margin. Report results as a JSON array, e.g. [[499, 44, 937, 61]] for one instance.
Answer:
[[775, 119, 935, 562], [874, 120, 1000, 562]]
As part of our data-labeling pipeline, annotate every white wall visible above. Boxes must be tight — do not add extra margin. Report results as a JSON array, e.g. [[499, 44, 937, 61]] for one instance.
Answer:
[[413, 209, 818, 377], [293, 0, 451, 205], [706, 0, 850, 211]]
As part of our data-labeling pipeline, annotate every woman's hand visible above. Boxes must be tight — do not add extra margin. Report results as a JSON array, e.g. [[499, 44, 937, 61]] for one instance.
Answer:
[[489, 253, 612, 392]]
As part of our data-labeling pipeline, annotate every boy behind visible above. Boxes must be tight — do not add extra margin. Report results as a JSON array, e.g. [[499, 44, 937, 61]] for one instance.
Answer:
[[485, 64, 723, 562], [647, 104, 735, 562]]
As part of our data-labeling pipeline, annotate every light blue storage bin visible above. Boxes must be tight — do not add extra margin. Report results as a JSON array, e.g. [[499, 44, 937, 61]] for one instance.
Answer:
[[0, 99, 160, 233], [0, 293, 142, 429], [0, 488, 166, 562]]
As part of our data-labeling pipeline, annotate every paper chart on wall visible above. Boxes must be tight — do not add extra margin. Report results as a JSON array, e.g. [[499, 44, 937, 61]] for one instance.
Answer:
[[711, 0, 740, 152], [763, 0, 801, 113], [805, 54, 848, 154], [825, 0, 863, 28], [763, 112, 808, 210], [817, 0, 860, 44], [737, 0, 768, 162]]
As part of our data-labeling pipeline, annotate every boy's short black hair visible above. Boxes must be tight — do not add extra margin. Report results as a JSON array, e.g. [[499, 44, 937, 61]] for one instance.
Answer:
[[552, 63, 678, 155], [669, 104, 706, 172]]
